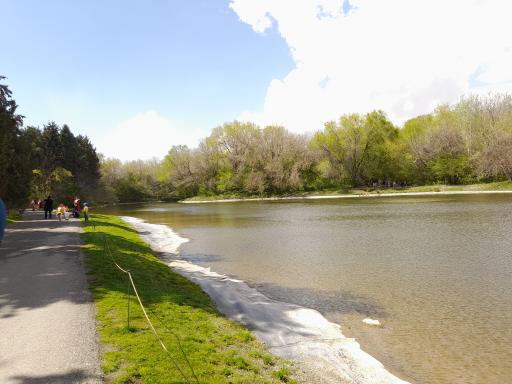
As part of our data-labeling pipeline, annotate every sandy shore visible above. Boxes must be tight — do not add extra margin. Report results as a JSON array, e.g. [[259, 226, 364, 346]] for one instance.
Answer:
[[181, 189, 512, 204], [123, 216, 410, 384]]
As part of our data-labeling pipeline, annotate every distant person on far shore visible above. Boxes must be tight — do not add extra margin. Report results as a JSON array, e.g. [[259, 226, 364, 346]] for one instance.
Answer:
[[83, 202, 89, 222], [44, 196, 53, 219], [64, 205, 70, 220], [0, 198, 6, 246]]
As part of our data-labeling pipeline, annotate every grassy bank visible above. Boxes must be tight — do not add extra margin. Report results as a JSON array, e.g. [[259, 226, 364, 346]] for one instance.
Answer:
[[6, 213, 22, 224], [183, 181, 512, 202], [81, 214, 299, 384]]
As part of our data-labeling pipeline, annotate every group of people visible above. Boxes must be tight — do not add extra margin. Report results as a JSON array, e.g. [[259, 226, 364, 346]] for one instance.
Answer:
[[39, 196, 90, 222], [0, 195, 91, 247]]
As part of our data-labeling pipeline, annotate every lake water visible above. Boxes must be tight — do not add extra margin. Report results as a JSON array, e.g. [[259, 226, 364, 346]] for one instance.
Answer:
[[102, 194, 512, 384]]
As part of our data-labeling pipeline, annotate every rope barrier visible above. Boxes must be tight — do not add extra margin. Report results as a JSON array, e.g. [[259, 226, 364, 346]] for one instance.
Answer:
[[102, 236, 199, 384]]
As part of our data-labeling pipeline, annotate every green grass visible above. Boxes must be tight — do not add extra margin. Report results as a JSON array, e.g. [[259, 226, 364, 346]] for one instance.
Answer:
[[6, 213, 22, 224], [185, 193, 252, 202], [368, 181, 512, 194], [463, 180, 512, 191], [82, 214, 298, 384]]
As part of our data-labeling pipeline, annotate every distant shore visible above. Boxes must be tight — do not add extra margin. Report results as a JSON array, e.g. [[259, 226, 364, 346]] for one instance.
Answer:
[[181, 188, 512, 204]]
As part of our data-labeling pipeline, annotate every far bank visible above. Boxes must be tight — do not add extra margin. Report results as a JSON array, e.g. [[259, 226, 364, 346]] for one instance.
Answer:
[[180, 181, 512, 203]]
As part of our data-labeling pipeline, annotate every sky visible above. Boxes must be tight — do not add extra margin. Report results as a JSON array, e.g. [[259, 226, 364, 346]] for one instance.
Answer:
[[2, 0, 512, 160]]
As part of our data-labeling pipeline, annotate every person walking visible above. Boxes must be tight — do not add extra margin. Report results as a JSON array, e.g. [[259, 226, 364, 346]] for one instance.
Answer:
[[0, 198, 6, 246], [73, 197, 81, 218], [44, 196, 53, 219], [83, 202, 89, 222]]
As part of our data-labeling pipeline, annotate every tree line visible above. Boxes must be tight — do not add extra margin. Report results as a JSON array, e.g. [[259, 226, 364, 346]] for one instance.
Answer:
[[2, 75, 511, 206], [0, 77, 101, 209], [100, 93, 512, 202]]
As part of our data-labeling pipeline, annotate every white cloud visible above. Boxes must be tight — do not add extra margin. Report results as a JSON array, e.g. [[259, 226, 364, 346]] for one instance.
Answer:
[[96, 111, 200, 161], [230, 0, 512, 131]]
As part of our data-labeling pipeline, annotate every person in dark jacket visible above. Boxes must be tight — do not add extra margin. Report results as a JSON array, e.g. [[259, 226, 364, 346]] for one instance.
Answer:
[[44, 196, 53, 219]]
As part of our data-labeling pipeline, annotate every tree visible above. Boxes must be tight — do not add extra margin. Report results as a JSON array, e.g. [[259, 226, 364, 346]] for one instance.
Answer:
[[5, 127, 37, 206], [477, 131, 512, 180], [98, 92, 512, 201], [312, 111, 399, 186], [260, 126, 315, 193], [75, 134, 101, 198], [160, 146, 198, 198], [0, 76, 30, 207]]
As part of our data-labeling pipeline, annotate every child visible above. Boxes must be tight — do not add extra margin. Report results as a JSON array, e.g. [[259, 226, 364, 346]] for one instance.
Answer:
[[56, 204, 65, 221], [83, 202, 89, 222]]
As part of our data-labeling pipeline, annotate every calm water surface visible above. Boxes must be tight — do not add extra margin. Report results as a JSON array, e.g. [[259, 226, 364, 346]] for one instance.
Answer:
[[102, 195, 512, 384]]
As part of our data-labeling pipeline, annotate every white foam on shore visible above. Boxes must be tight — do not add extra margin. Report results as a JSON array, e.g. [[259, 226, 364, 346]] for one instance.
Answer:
[[122, 216, 409, 384], [122, 216, 189, 254]]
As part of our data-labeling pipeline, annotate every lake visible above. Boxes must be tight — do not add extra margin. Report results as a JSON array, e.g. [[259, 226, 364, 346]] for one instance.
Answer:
[[101, 194, 512, 384]]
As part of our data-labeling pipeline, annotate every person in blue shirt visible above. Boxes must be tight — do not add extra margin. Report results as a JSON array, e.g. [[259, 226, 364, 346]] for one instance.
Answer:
[[0, 198, 6, 246]]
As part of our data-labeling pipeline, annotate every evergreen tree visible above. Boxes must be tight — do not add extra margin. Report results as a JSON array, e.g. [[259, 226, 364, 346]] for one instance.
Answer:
[[0, 76, 27, 206]]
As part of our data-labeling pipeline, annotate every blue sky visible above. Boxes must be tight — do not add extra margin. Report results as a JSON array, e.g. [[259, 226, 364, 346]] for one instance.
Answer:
[[3, 1, 511, 160], [1, 0, 292, 159]]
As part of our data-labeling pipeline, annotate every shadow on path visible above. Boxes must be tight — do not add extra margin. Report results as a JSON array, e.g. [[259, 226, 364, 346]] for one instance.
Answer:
[[9, 369, 100, 384], [0, 213, 92, 314], [0, 211, 101, 383]]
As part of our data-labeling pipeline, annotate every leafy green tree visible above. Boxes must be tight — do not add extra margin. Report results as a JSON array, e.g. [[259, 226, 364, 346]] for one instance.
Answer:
[[313, 111, 398, 186], [430, 155, 472, 184], [99, 93, 512, 201], [160, 145, 199, 198], [113, 173, 151, 202]]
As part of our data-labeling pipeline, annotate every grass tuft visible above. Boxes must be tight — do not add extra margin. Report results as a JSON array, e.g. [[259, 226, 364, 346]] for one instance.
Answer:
[[273, 368, 297, 383], [6, 213, 22, 224]]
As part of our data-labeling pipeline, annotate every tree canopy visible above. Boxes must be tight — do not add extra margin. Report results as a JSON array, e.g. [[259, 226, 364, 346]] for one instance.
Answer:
[[98, 94, 512, 202], [0, 77, 101, 208], [2, 74, 511, 206]]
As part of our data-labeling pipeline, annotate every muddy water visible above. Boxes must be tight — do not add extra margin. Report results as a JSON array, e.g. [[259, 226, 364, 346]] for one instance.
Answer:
[[103, 194, 512, 383]]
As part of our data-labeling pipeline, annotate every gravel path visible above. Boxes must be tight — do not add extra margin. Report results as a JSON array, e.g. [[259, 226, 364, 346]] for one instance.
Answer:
[[0, 211, 101, 384]]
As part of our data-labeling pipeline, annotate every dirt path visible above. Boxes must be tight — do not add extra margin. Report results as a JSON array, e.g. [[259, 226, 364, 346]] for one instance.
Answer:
[[0, 211, 101, 384]]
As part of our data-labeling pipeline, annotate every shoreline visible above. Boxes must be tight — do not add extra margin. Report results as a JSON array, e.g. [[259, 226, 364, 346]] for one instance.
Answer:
[[180, 189, 512, 204], [123, 215, 409, 384]]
